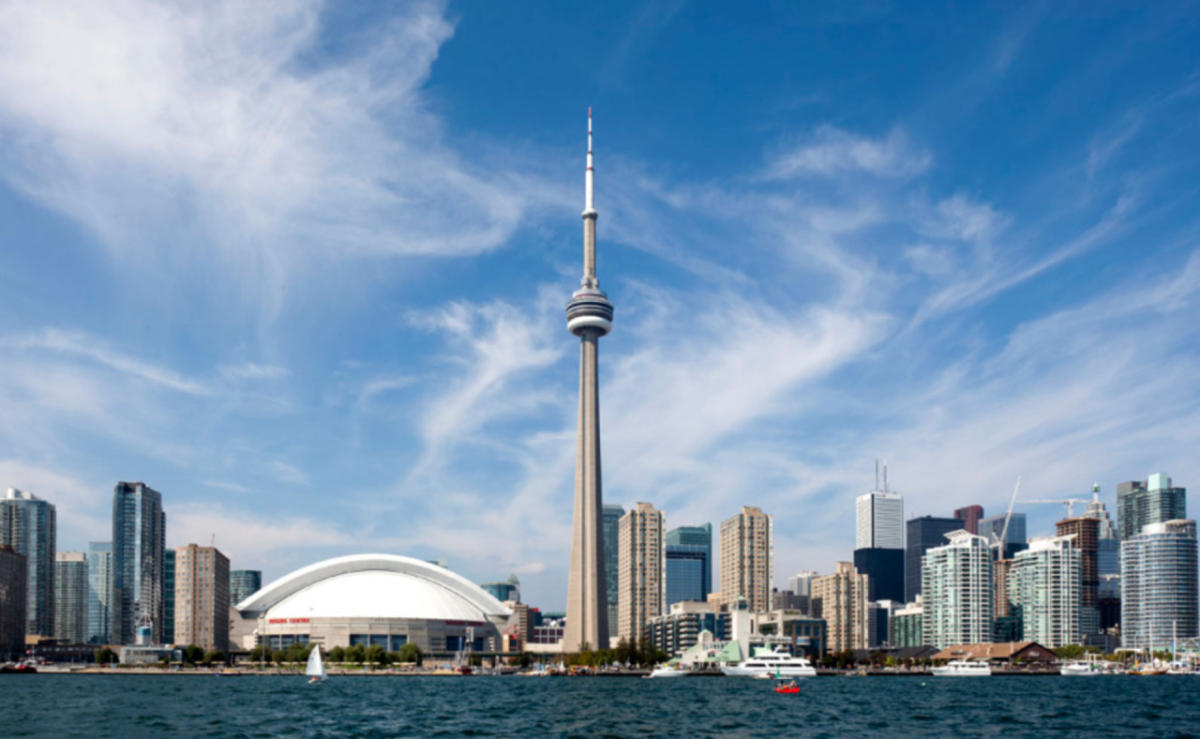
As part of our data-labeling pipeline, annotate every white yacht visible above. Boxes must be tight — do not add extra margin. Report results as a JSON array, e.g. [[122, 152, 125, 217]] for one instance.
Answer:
[[1060, 660, 1103, 676], [720, 647, 817, 678], [645, 663, 688, 679], [931, 659, 991, 677]]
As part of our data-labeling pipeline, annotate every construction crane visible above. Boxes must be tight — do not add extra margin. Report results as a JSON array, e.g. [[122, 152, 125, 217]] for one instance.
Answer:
[[1018, 497, 1091, 518], [991, 476, 1022, 556]]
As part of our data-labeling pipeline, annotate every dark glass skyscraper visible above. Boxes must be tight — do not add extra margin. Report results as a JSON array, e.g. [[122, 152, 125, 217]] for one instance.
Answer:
[[602, 503, 623, 640], [86, 542, 112, 644], [1, 488, 56, 637], [1118, 473, 1186, 541], [230, 570, 263, 606], [111, 482, 166, 645], [163, 549, 175, 644], [978, 513, 1028, 559], [665, 523, 712, 607], [905, 516, 964, 602]]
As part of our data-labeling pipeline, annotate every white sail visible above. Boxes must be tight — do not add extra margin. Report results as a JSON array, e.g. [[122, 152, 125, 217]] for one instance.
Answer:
[[306, 645, 327, 679]]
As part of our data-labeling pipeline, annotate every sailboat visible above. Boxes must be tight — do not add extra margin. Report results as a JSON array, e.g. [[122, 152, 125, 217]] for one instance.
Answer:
[[307, 645, 327, 684]]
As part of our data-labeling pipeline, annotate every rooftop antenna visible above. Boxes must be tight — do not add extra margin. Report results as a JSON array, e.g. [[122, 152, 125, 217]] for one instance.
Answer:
[[883, 461, 889, 493], [875, 460, 880, 491]]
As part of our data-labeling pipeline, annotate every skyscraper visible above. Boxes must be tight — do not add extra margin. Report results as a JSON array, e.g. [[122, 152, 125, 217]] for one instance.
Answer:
[[564, 110, 615, 653], [856, 491, 904, 549], [1009, 535, 1081, 648], [1083, 484, 1120, 578], [1, 487, 57, 637], [921, 530, 993, 649], [617, 503, 665, 645], [111, 482, 166, 645], [53, 551, 88, 644], [810, 561, 869, 651], [163, 548, 176, 644], [0, 544, 25, 660], [719, 506, 774, 613], [230, 570, 263, 606], [1118, 473, 1186, 541], [86, 542, 112, 644], [978, 512, 1027, 559], [1055, 516, 1099, 635], [905, 515, 964, 602], [1120, 519, 1198, 651], [665, 523, 712, 606], [786, 570, 817, 614], [954, 505, 984, 535], [174, 544, 230, 652], [602, 504, 623, 640]]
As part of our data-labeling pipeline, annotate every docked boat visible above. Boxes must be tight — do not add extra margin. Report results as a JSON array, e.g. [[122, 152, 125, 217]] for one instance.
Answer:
[[932, 659, 991, 677], [645, 663, 688, 679], [720, 647, 817, 678], [306, 645, 327, 683], [1060, 660, 1103, 676]]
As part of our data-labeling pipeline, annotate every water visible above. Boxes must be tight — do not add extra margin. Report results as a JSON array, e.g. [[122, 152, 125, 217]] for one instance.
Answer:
[[6, 674, 1199, 737]]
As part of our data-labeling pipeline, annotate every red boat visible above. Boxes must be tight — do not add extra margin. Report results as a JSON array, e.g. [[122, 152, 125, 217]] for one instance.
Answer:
[[773, 680, 800, 694]]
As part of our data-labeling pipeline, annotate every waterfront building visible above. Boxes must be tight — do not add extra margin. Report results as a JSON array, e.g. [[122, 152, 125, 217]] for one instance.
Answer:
[[617, 503, 666, 645], [921, 531, 993, 649], [235, 554, 511, 653], [174, 544, 230, 651], [230, 569, 264, 606], [1120, 519, 1198, 651], [53, 552, 88, 644], [644, 601, 728, 656], [890, 596, 923, 648], [905, 516, 964, 602], [1055, 516, 1099, 635], [86, 542, 112, 644], [1, 487, 57, 637], [810, 562, 869, 651], [954, 505, 984, 535], [665, 523, 712, 607], [1008, 535, 1080, 648], [1118, 473, 1186, 541], [163, 549, 175, 644], [0, 544, 26, 660], [111, 481, 167, 645], [564, 110, 615, 653], [855, 489, 904, 603], [602, 504, 623, 640], [719, 506, 773, 613], [978, 512, 1027, 559]]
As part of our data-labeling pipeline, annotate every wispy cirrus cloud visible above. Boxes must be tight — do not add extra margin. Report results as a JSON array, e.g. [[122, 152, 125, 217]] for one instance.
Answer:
[[764, 125, 931, 180]]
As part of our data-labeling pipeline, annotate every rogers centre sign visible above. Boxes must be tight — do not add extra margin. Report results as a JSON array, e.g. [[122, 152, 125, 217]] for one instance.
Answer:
[[267, 618, 310, 624]]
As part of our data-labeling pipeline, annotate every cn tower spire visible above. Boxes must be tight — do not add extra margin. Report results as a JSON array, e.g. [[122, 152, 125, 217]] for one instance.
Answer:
[[564, 108, 614, 652]]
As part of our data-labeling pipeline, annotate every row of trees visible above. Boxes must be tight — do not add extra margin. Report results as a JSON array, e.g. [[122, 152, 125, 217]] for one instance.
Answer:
[[566, 637, 668, 667], [247, 642, 424, 666]]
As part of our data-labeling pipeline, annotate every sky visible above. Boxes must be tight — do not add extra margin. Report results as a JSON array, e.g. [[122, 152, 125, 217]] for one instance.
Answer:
[[1, 1, 1198, 610]]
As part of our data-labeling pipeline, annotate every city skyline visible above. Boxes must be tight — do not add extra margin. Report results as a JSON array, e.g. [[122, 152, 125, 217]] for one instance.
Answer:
[[1, 2, 1199, 610]]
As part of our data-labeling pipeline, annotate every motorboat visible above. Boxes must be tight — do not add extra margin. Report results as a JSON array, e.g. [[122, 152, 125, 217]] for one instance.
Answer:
[[931, 659, 991, 677], [720, 646, 817, 678], [645, 663, 688, 678], [1060, 660, 1103, 676]]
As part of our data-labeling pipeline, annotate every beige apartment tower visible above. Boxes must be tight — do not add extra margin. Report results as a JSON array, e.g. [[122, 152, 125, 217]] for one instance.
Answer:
[[174, 544, 230, 651], [617, 503, 666, 645], [564, 110, 616, 652], [811, 561, 869, 651], [719, 506, 774, 613]]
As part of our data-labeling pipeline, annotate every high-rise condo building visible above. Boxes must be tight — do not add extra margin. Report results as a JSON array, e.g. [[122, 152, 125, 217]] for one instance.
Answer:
[[905, 515, 964, 602], [86, 542, 112, 644], [617, 503, 665, 645], [1055, 516, 1099, 634], [665, 523, 712, 607], [564, 110, 615, 652], [921, 530, 993, 649], [720, 506, 774, 613], [978, 512, 1027, 560], [1120, 519, 1198, 651], [0, 545, 25, 660], [890, 596, 924, 648], [111, 482, 166, 645], [1, 487, 57, 637], [954, 505, 984, 535], [53, 551, 88, 644], [810, 561, 869, 651], [1117, 473, 1186, 541], [1009, 535, 1080, 647], [602, 504, 623, 640], [174, 544, 230, 652]]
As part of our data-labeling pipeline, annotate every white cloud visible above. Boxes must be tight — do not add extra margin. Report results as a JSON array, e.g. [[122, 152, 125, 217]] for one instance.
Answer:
[[219, 363, 290, 381], [269, 460, 309, 486], [765, 125, 931, 179]]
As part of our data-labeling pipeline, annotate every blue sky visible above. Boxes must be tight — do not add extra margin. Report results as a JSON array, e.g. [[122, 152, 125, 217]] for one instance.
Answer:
[[1, 1, 1198, 610]]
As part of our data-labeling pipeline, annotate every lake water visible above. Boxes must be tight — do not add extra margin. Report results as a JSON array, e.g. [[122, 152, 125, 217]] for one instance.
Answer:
[[7, 674, 1199, 736]]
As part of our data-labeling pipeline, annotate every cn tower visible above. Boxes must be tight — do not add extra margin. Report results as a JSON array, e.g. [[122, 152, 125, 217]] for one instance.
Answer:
[[564, 109, 614, 652]]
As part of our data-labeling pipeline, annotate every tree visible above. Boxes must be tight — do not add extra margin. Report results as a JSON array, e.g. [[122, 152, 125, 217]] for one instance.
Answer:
[[94, 647, 118, 665], [204, 650, 225, 666], [396, 643, 423, 665], [513, 651, 534, 668], [346, 644, 367, 664], [327, 646, 345, 663], [1052, 644, 1086, 660], [365, 644, 387, 667], [249, 645, 270, 663], [185, 644, 205, 665]]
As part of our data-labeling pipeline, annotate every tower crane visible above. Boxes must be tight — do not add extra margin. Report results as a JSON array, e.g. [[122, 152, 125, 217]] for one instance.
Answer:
[[991, 476, 1022, 556]]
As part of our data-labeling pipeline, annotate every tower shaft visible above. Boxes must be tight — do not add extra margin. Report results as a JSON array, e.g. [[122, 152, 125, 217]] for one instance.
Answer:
[[564, 109, 613, 652]]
